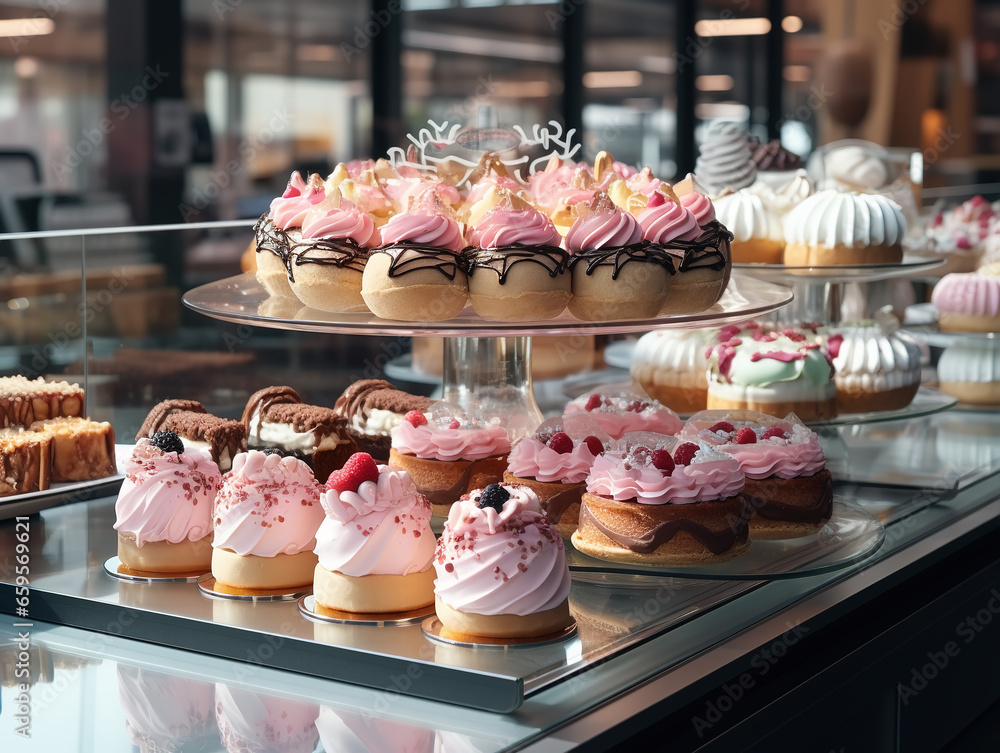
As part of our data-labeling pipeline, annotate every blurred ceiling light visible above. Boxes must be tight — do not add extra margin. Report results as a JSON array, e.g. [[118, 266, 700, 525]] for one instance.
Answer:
[[782, 16, 804, 33], [783, 65, 812, 82], [403, 29, 560, 62], [297, 44, 337, 62], [583, 70, 643, 89], [695, 102, 751, 120], [0, 18, 54, 37], [14, 57, 38, 78], [695, 18, 771, 37], [493, 80, 556, 98], [695, 74, 734, 92], [639, 55, 676, 74]]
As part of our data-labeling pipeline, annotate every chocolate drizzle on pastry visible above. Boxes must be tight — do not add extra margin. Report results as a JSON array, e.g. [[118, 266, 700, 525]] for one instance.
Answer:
[[286, 237, 369, 281], [662, 221, 732, 272], [333, 379, 433, 426], [253, 214, 289, 261], [241, 386, 302, 440], [568, 241, 675, 280], [464, 243, 569, 283], [370, 241, 465, 280], [137, 399, 246, 466]]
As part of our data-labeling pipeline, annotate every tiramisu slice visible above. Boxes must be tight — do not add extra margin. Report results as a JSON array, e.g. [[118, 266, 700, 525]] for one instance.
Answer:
[[29, 417, 117, 483], [137, 399, 246, 472], [0, 428, 51, 496], [0, 376, 85, 428], [332, 379, 433, 462], [242, 386, 356, 483]]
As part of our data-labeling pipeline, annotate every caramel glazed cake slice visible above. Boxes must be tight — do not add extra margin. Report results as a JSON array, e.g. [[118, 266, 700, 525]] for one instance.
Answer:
[[242, 386, 357, 482], [332, 379, 433, 461], [137, 399, 246, 472], [0, 376, 85, 428], [0, 428, 51, 496]]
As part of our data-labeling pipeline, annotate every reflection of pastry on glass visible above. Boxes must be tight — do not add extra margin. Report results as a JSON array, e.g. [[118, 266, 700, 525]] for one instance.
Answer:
[[0, 644, 53, 687], [116, 666, 216, 753], [315, 704, 435, 753], [434, 730, 502, 753], [215, 684, 319, 753]]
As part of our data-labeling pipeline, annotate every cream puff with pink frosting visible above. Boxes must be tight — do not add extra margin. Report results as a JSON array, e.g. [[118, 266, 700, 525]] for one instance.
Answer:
[[433, 483, 572, 639], [931, 272, 1000, 333], [681, 410, 832, 538], [361, 191, 469, 321], [255, 171, 326, 298], [313, 452, 435, 614], [566, 193, 674, 321], [211, 449, 324, 592], [286, 189, 381, 314], [114, 431, 222, 575], [572, 434, 751, 565], [388, 407, 511, 517], [563, 385, 683, 440], [464, 188, 571, 320]]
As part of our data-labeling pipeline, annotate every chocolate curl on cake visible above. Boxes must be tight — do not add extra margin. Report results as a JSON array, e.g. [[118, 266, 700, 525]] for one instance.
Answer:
[[241, 386, 302, 434], [136, 399, 207, 440]]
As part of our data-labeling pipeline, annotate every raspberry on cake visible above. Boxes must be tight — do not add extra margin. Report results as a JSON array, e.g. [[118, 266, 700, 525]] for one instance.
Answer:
[[563, 385, 683, 439], [313, 452, 435, 614], [572, 433, 751, 565], [388, 405, 510, 516], [0, 375, 84, 428], [137, 399, 246, 472], [113, 431, 221, 575], [682, 410, 833, 539], [242, 386, 357, 483], [433, 483, 572, 639], [0, 428, 51, 497], [332, 379, 433, 462]]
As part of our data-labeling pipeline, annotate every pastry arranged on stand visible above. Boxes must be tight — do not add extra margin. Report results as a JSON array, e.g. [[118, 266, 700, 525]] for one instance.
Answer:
[[313, 453, 435, 614], [28, 416, 116, 482], [682, 411, 833, 539], [464, 188, 571, 320], [572, 434, 751, 565], [749, 169, 814, 218], [693, 120, 757, 196], [254, 171, 326, 298], [563, 384, 683, 439], [503, 416, 606, 536], [705, 324, 838, 421], [910, 195, 995, 275], [433, 483, 573, 639], [931, 272, 1000, 333], [389, 406, 510, 516], [0, 375, 84, 428], [137, 399, 246, 472], [332, 379, 433, 463], [783, 190, 906, 266], [211, 449, 325, 592], [936, 341, 1000, 405], [712, 189, 785, 264], [113, 431, 221, 575], [630, 328, 717, 414]]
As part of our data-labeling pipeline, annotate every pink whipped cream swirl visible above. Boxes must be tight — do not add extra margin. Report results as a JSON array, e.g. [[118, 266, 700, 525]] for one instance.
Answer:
[[586, 447, 744, 505], [564, 397, 682, 440], [680, 192, 717, 225], [683, 421, 826, 479], [434, 485, 571, 616], [931, 273, 1000, 317], [468, 208, 562, 249], [117, 668, 215, 749], [301, 201, 380, 246], [391, 421, 510, 462], [114, 440, 221, 546], [315, 706, 435, 753], [216, 685, 319, 753], [270, 173, 326, 230], [638, 195, 702, 244], [378, 211, 465, 254], [212, 451, 324, 558], [314, 466, 434, 577], [507, 437, 596, 483], [565, 209, 643, 254]]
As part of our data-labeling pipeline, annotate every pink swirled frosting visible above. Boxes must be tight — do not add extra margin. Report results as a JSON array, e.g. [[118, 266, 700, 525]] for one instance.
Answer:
[[931, 273, 1000, 317], [315, 465, 434, 577], [212, 451, 323, 557], [637, 196, 702, 244], [270, 172, 326, 230], [586, 447, 744, 505], [114, 440, 221, 546], [215, 686, 319, 753], [507, 437, 597, 483], [391, 420, 510, 462], [116, 668, 214, 748], [301, 200, 380, 246], [434, 485, 570, 616], [379, 211, 465, 254], [680, 192, 717, 225], [565, 209, 643, 254], [468, 208, 561, 249], [564, 395, 683, 440]]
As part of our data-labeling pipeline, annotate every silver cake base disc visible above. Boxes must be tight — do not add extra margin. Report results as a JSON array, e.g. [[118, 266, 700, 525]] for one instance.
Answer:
[[421, 616, 578, 649], [197, 573, 309, 602], [298, 595, 434, 626], [103, 556, 206, 584]]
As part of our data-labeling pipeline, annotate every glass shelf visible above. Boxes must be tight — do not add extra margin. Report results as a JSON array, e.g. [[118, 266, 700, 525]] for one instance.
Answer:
[[182, 272, 793, 337], [733, 256, 944, 285], [902, 302, 999, 348]]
